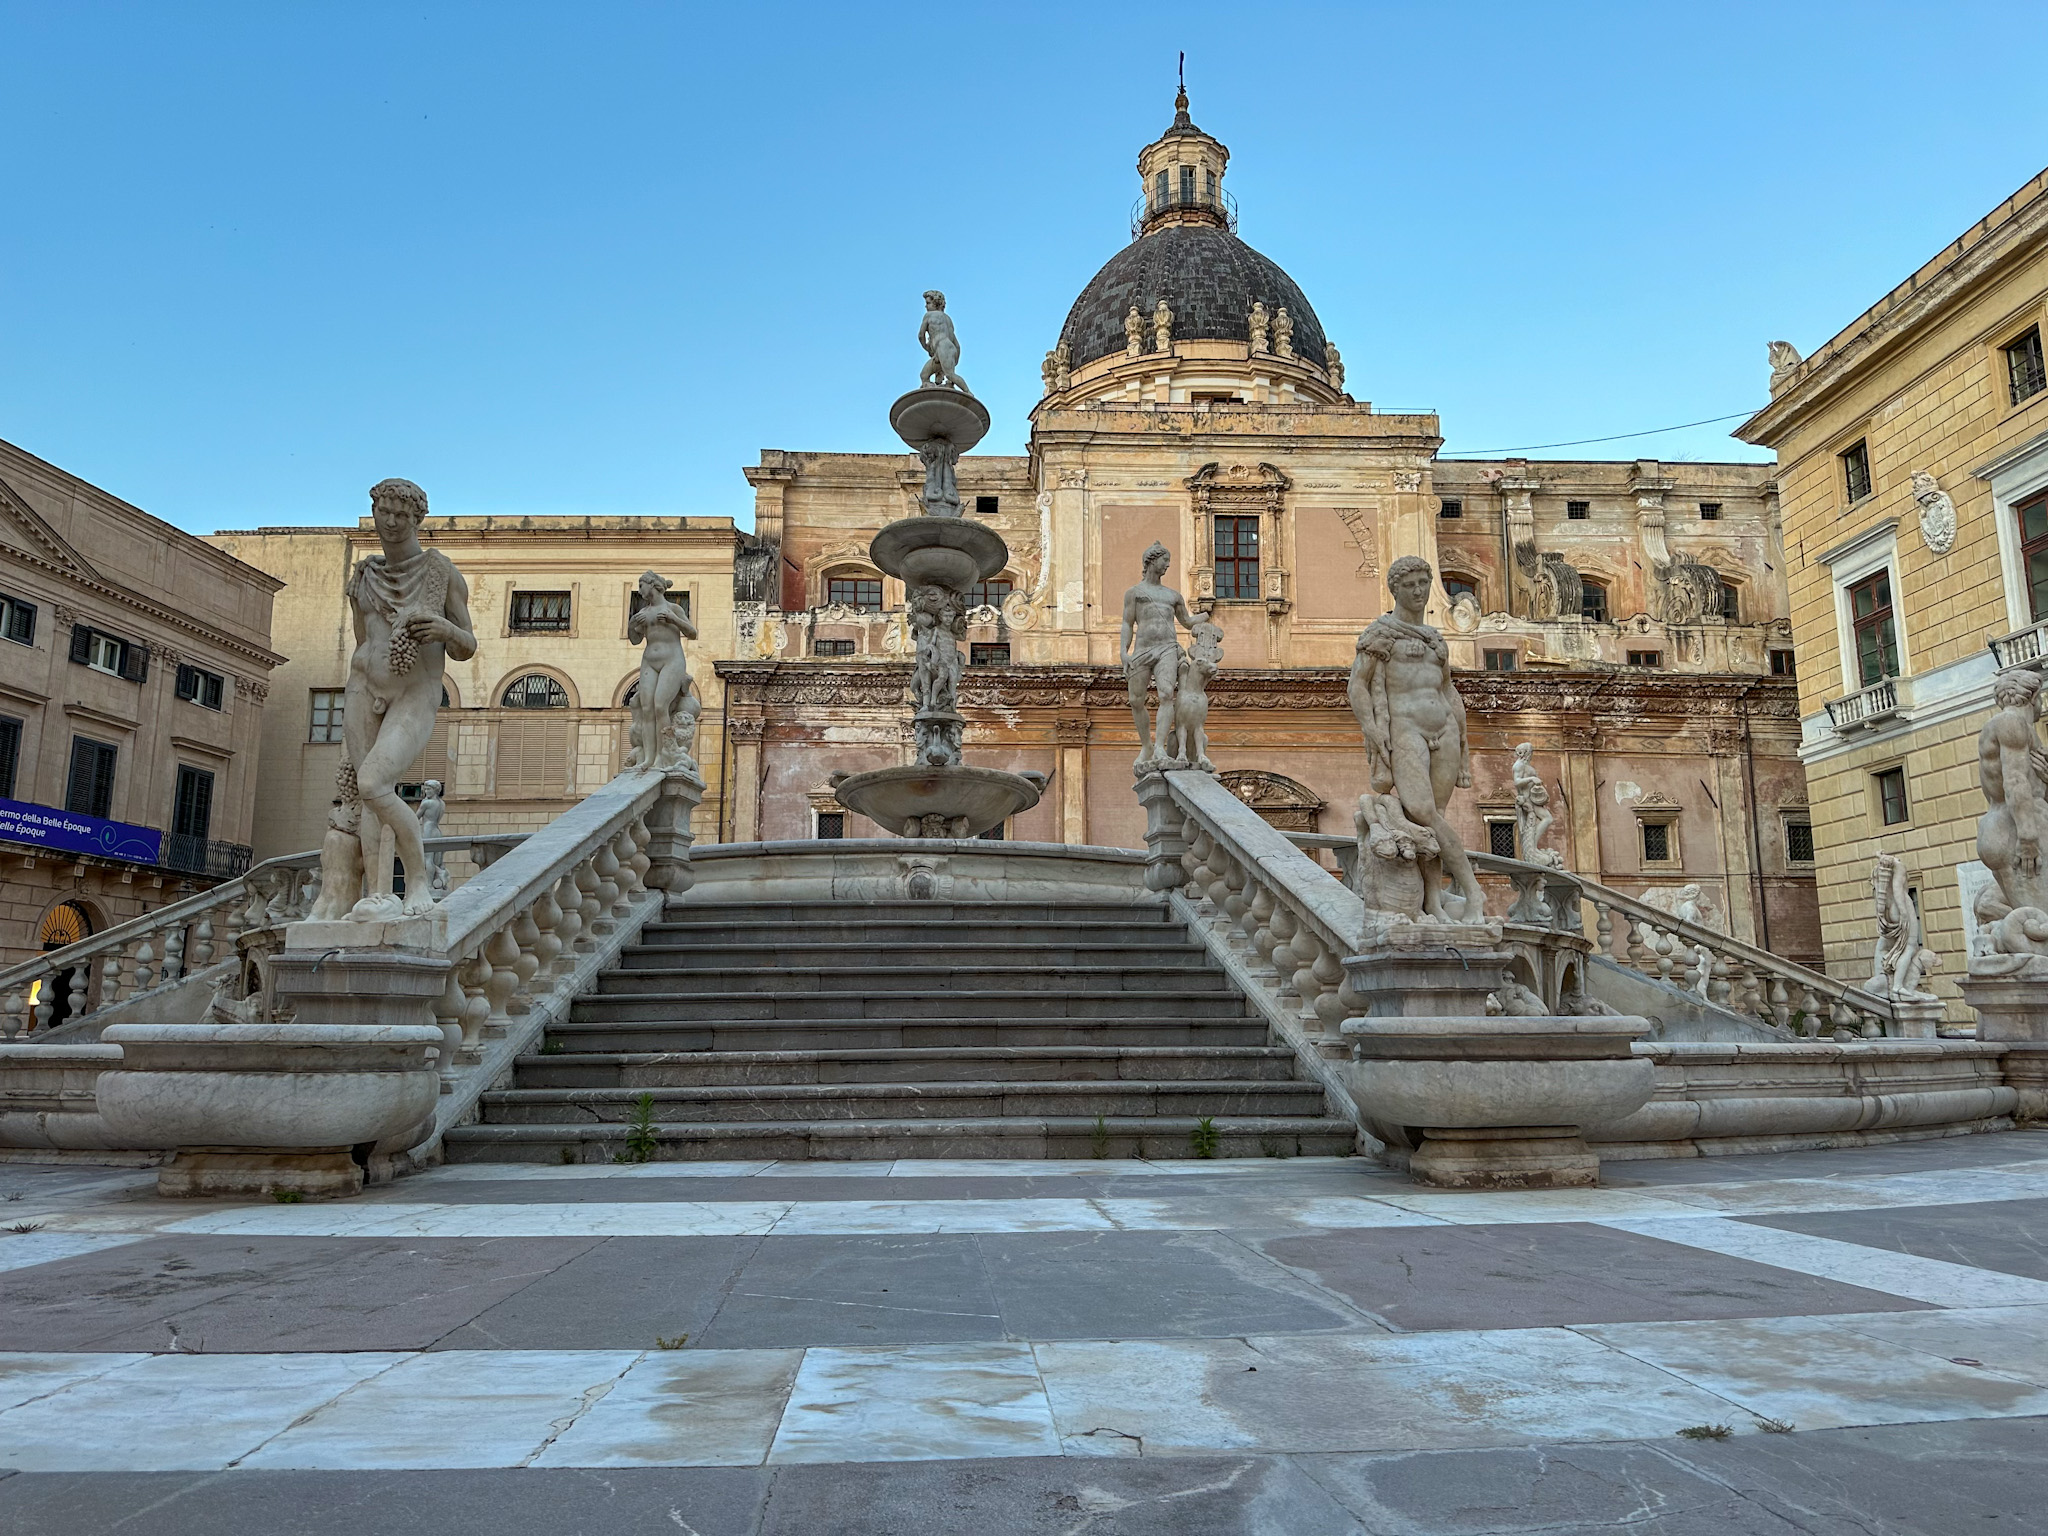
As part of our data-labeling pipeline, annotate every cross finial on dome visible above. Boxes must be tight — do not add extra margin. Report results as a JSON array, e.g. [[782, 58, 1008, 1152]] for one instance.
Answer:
[[1173, 52, 1190, 126]]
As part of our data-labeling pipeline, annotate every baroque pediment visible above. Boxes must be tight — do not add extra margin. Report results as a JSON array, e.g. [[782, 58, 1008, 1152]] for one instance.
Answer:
[[0, 472, 102, 585], [1186, 461, 1291, 493]]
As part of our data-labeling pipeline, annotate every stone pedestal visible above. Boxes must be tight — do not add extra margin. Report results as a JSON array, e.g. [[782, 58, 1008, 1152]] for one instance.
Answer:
[[645, 770, 706, 900], [1960, 961, 2048, 1041], [1329, 1015, 1654, 1190], [1136, 771, 1190, 894], [1340, 924, 1510, 1018], [1889, 995, 1947, 1039]]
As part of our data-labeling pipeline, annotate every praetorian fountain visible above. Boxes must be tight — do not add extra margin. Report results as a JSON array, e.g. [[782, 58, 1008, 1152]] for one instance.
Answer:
[[830, 292, 1046, 837]]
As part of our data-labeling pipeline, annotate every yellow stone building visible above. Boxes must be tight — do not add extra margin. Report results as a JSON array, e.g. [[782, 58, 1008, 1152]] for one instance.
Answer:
[[209, 514, 737, 863], [1738, 165, 2048, 1012]]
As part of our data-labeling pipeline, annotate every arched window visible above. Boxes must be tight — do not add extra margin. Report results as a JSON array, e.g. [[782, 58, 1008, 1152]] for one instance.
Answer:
[[1443, 575, 1479, 605], [501, 673, 569, 709], [1579, 578, 1609, 623], [967, 578, 1013, 609], [621, 681, 638, 707]]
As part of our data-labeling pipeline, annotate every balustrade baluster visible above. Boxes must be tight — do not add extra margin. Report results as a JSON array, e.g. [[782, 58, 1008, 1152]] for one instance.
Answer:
[[1311, 946, 1347, 1032], [590, 842, 623, 931], [189, 913, 215, 968], [1593, 900, 1615, 960], [132, 936, 156, 994], [115, 942, 140, 1003], [66, 962, 88, 1022], [1624, 915, 1648, 972], [1769, 977, 1792, 1033], [1650, 928, 1676, 985], [508, 905, 544, 1014], [161, 923, 186, 985], [31, 968, 56, 1032], [2, 987, 25, 1039], [482, 925, 521, 1035], [1290, 932, 1326, 1026], [101, 953, 122, 1008], [532, 884, 566, 980], [549, 873, 584, 972], [432, 973, 467, 1084], [1267, 905, 1299, 999], [1248, 885, 1278, 968], [628, 817, 653, 893], [574, 862, 602, 951], [457, 953, 491, 1062]]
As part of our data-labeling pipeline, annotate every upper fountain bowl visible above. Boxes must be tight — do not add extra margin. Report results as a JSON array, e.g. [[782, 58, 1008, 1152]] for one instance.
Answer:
[[871, 516, 1009, 589], [890, 388, 991, 454]]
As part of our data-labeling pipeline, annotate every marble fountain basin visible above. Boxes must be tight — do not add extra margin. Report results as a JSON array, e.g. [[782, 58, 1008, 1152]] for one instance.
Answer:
[[832, 764, 1046, 839], [870, 515, 1008, 591]]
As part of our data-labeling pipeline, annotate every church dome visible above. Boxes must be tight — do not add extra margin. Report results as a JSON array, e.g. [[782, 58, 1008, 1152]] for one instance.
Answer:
[[1056, 223, 1329, 373]]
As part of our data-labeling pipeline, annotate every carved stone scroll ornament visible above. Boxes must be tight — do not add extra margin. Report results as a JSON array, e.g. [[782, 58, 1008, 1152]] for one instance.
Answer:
[[1912, 470, 1958, 556], [625, 569, 702, 777], [1347, 556, 1487, 922]]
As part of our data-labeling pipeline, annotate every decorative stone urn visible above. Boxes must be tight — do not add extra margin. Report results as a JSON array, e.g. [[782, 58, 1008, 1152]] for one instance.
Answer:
[[1331, 1015, 1655, 1189], [98, 1020, 442, 1198]]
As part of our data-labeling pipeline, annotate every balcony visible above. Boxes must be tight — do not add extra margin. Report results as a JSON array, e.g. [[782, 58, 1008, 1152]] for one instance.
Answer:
[[1824, 677, 1902, 734], [159, 833, 254, 880], [0, 796, 249, 882], [1989, 619, 2048, 671], [1130, 185, 1238, 239]]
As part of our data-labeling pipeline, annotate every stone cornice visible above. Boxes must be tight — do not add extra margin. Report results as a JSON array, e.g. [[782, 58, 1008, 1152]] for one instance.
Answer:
[[1739, 168, 2048, 448], [714, 661, 1797, 721]]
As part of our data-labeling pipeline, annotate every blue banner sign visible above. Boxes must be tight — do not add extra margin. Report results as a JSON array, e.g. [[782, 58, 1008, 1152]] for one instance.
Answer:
[[0, 797, 162, 864]]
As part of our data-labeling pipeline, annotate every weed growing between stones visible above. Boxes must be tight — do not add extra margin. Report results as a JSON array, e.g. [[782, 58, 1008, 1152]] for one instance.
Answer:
[[1678, 1424, 1733, 1440], [273, 1191, 304, 1204], [618, 1092, 660, 1163], [5, 1221, 43, 1234], [655, 1335, 689, 1350], [1755, 1418, 1796, 1433], [1191, 1117, 1220, 1158], [558, 1146, 577, 1164], [1091, 1114, 1110, 1158], [539, 1039, 566, 1055]]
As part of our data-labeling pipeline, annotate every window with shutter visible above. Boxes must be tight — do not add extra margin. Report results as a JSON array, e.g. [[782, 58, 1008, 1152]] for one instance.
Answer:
[[495, 714, 574, 797], [172, 766, 214, 840], [66, 737, 117, 819], [69, 625, 92, 665], [0, 716, 19, 799], [405, 714, 453, 787], [0, 595, 34, 645]]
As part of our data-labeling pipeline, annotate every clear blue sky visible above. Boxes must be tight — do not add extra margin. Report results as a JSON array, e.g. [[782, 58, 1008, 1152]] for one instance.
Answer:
[[4, 2, 2043, 536]]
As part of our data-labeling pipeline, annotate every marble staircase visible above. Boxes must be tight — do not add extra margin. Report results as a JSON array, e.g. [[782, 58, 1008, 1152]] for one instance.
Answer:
[[443, 899, 1356, 1162]]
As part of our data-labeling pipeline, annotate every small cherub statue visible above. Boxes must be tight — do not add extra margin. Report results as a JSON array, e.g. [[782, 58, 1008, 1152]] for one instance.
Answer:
[[417, 778, 449, 896]]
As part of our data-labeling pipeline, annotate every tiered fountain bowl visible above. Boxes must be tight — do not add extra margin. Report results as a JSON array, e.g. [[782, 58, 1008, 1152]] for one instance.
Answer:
[[831, 385, 1046, 839]]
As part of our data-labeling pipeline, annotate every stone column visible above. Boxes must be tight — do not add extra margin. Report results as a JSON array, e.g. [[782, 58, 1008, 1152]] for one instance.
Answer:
[[727, 717, 764, 842], [1561, 724, 1600, 877], [1055, 717, 1091, 846], [1708, 723, 1761, 946]]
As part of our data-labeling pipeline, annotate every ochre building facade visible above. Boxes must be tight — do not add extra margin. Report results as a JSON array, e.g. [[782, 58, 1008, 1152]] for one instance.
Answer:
[[210, 514, 737, 863], [0, 437, 283, 972], [721, 95, 1818, 961], [1739, 164, 2048, 1014]]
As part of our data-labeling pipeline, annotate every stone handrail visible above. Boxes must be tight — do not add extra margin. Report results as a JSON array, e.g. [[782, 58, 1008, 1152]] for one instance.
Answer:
[[1285, 831, 1897, 1037], [0, 835, 525, 1039]]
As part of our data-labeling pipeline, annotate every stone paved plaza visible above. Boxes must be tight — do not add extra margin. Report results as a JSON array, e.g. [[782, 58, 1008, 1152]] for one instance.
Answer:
[[2, 1135, 2048, 1533]]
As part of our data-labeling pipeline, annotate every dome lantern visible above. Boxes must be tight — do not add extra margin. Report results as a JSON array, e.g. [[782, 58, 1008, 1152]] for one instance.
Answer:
[[1133, 82, 1234, 239]]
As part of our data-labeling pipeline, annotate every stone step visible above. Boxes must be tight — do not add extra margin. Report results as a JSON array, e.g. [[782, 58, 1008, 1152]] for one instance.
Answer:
[[614, 942, 1212, 971], [654, 901, 1170, 926], [442, 1115, 1361, 1163], [546, 1017, 1273, 1052], [636, 919, 1186, 947], [514, 1044, 1303, 1088], [481, 1078, 1332, 1125], [572, 989, 1249, 1023], [594, 965, 1232, 996]]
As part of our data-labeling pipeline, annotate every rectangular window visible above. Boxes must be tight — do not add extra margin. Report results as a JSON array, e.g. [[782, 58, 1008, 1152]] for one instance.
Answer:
[[1627, 650, 1663, 668], [2008, 325, 2047, 406], [175, 664, 225, 710], [1438, 498, 1462, 519], [826, 577, 883, 611], [1486, 820, 1517, 858], [813, 637, 856, 657], [510, 591, 572, 633], [1179, 164, 1195, 205], [1697, 502, 1721, 521], [0, 594, 36, 645], [1841, 440, 1872, 504], [65, 737, 117, 819], [1566, 500, 1589, 520], [0, 715, 19, 799], [1641, 822, 1671, 862], [68, 624, 145, 682], [815, 811, 845, 840], [1769, 649, 1796, 676], [2020, 490, 2048, 623], [970, 643, 1010, 666], [1483, 648, 1517, 671], [1579, 582, 1608, 623], [1213, 515, 1261, 601], [1154, 169, 1168, 210], [309, 688, 346, 743], [628, 587, 690, 621], [1849, 569, 1900, 685], [1717, 581, 1740, 622], [967, 578, 1013, 608], [1785, 821, 1815, 863], [1875, 766, 1909, 826], [977, 822, 1006, 841], [171, 765, 214, 841], [974, 495, 999, 516]]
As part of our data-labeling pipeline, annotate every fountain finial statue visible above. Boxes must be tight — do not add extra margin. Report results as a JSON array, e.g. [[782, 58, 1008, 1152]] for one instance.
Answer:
[[918, 291, 969, 394]]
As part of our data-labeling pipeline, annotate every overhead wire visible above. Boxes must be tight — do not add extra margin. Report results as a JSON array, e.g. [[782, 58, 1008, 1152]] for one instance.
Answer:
[[1437, 407, 1767, 457]]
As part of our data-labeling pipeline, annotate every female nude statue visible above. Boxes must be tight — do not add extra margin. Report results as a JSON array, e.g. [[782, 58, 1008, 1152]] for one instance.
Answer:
[[1348, 556, 1486, 921], [342, 478, 476, 920], [626, 570, 700, 775]]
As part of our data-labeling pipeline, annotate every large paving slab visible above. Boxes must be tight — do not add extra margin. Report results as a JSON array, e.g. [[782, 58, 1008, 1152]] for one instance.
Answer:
[[1742, 1194, 2048, 1279]]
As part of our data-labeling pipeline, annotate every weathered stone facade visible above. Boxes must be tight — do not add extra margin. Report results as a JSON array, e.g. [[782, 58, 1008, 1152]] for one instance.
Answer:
[[1739, 165, 2048, 1016], [0, 437, 283, 969]]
